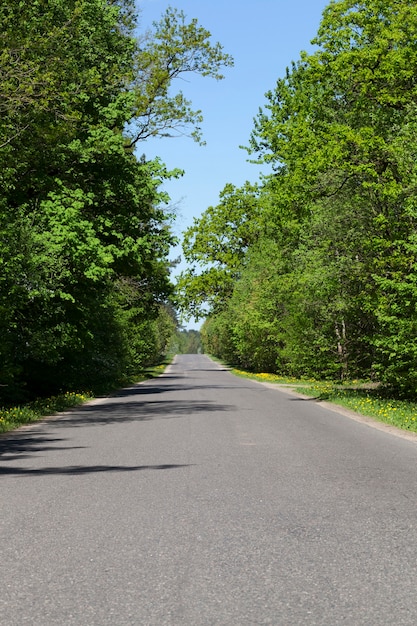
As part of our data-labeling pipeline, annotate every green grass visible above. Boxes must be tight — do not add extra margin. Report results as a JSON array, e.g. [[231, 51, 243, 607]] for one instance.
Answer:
[[228, 367, 417, 434], [231, 368, 312, 385], [0, 357, 173, 435], [0, 391, 93, 434], [295, 382, 417, 433]]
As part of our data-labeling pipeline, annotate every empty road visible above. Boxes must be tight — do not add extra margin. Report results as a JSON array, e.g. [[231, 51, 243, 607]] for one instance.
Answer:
[[1, 354, 417, 625]]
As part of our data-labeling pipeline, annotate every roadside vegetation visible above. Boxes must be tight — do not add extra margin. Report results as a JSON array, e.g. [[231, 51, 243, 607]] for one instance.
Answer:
[[177, 0, 417, 402], [0, 360, 172, 435], [170, 330, 202, 354], [230, 368, 417, 434], [0, 1, 232, 409], [0, 392, 93, 434]]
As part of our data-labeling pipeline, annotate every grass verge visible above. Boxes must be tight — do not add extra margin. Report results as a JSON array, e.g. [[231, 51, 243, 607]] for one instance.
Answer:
[[229, 367, 417, 434], [0, 357, 173, 435], [0, 391, 93, 434]]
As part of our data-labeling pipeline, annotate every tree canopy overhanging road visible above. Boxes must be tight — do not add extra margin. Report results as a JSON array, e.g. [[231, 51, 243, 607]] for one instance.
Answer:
[[1, 354, 417, 625]]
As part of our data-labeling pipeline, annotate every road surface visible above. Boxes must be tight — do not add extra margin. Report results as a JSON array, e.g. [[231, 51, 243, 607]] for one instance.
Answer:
[[1, 354, 417, 625]]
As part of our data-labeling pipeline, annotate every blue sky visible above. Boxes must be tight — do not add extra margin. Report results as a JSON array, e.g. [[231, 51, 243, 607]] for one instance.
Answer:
[[137, 0, 330, 327]]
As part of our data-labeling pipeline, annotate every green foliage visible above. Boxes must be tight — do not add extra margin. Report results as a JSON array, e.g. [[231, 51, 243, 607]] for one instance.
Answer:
[[0, 392, 93, 434], [171, 330, 202, 354], [216, 240, 286, 372], [176, 182, 265, 318], [0, 0, 232, 403], [181, 0, 417, 397], [131, 7, 233, 144]]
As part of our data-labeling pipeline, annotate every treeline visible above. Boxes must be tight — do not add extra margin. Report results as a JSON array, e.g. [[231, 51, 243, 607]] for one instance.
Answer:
[[178, 0, 417, 397], [0, 0, 231, 403], [171, 330, 202, 354]]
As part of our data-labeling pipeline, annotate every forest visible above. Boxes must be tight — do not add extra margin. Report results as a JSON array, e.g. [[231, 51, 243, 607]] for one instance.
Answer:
[[178, 0, 417, 398], [0, 0, 231, 404], [3, 0, 417, 406]]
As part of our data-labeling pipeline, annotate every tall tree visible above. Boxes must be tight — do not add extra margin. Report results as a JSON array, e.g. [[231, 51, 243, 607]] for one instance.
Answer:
[[0, 0, 232, 400], [176, 182, 264, 319], [192, 0, 417, 391]]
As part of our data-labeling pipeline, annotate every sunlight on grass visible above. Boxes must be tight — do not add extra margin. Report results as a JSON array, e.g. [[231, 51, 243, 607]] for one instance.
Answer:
[[0, 358, 172, 434], [231, 369, 306, 385], [296, 383, 417, 433], [0, 392, 93, 433], [229, 366, 417, 434]]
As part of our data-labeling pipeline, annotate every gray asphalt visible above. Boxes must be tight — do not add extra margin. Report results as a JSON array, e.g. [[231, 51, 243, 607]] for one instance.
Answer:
[[1, 353, 417, 625]]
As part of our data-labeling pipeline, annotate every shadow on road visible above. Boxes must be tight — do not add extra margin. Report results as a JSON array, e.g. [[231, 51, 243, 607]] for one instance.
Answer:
[[111, 383, 243, 398], [0, 390, 235, 465], [185, 368, 231, 372], [288, 396, 324, 402], [52, 396, 236, 428], [0, 463, 192, 477], [0, 434, 86, 461], [0, 384, 236, 466]]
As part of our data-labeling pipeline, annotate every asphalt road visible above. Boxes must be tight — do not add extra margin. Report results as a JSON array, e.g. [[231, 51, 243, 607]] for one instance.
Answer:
[[1, 353, 417, 625]]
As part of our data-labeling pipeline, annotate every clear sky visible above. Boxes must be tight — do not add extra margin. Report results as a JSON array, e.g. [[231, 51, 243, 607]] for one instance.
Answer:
[[137, 0, 330, 327]]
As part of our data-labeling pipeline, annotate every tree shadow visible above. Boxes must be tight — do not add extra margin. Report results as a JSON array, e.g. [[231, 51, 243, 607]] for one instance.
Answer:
[[0, 381, 236, 473], [52, 395, 236, 428], [289, 396, 325, 402], [0, 463, 192, 477], [185, 368, 231, 372], [111, 383, 246, 398], [0, 434, 87, 461]]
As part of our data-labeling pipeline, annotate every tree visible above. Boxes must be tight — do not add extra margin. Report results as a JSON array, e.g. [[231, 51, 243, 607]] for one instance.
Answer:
[[171, 330, 202, 354], [0, 0, 233, 401], [176, 182, 265, 319], [188, 0, 417, 393], [130, 7, 233, 144]]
